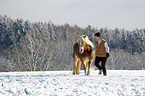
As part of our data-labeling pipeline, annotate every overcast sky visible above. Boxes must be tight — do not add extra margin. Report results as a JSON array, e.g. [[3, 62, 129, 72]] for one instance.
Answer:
[[0, 0, 145, 30]]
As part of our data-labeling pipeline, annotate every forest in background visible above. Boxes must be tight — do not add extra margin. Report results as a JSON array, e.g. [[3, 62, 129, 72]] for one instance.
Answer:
[[0, 15, 145, 72]]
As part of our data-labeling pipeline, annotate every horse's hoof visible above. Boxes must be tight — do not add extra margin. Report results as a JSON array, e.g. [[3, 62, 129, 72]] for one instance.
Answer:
[[76, 73, 80, 75]]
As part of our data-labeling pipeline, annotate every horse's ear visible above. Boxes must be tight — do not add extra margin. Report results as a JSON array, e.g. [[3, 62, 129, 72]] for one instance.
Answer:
[[83, 35, 86, 38]]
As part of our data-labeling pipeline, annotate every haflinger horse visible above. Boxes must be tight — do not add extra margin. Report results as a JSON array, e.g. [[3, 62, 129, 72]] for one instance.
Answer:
[[73, 35, 95, 75]]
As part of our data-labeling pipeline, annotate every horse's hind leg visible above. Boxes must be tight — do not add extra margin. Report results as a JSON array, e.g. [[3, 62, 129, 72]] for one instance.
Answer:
[[87, 57, 94, 75], [76, 60, 81, 75]]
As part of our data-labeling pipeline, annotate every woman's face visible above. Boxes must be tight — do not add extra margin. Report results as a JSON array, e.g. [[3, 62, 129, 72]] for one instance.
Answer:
[[95, 36, 100, 41]]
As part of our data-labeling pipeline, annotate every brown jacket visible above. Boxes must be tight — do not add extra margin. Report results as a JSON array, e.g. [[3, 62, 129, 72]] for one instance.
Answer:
[[94, 38, 107, 57]]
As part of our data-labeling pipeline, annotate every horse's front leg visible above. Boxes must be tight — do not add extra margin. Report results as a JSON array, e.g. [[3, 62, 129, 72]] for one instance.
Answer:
[[81, 61, 87, 76], [73, 59, 78, 75], [87, 61, 91, 75], [76, 60, 81, 75]]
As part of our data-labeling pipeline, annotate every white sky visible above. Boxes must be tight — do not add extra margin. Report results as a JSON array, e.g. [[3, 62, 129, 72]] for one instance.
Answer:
[[0, 0, 145, 30]]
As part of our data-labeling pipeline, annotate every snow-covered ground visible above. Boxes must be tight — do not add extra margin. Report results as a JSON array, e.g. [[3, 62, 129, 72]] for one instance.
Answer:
[[0, 70, 145, 96]]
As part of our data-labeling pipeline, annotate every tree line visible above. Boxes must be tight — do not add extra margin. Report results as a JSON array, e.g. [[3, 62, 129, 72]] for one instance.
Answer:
[[0, 15, 145, 71]]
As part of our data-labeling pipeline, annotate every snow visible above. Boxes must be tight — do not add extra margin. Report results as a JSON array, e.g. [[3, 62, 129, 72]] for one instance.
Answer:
[[0, 70, 145, 96]]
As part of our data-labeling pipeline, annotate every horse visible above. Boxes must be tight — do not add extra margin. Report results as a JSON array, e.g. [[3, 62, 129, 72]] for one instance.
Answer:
[[73, 35, 95, 75]]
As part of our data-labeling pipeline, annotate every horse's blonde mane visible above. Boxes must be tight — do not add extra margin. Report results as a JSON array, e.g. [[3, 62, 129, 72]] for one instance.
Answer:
[[77, 35, 94, 48]]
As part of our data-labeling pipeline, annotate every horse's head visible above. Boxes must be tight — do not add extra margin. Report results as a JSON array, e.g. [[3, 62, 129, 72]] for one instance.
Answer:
[[77, 35, 87, 54], [77, 35, 94, 54]]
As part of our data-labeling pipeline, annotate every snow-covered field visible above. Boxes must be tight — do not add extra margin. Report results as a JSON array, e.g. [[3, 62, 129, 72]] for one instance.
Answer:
[[0, 70, 145, 96]]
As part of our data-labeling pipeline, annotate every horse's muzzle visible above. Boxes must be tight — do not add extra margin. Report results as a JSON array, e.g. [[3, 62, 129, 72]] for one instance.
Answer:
[[79, 48, 84, 54]]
